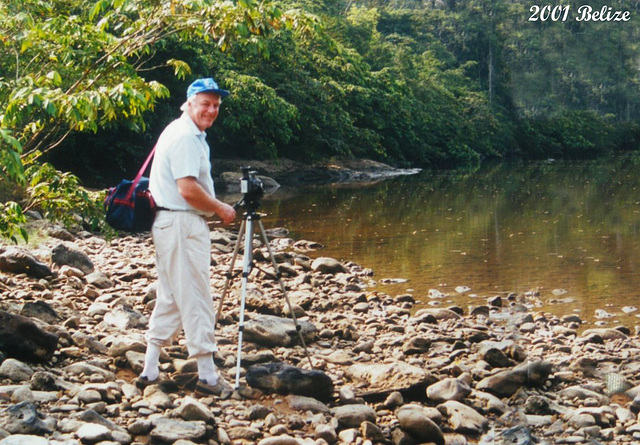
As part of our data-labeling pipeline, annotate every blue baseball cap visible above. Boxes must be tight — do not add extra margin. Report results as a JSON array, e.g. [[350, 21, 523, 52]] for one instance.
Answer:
[[186, 77, 230, 98]]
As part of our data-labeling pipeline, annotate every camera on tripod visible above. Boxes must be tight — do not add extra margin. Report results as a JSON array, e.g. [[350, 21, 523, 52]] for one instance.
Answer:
[[237, 166, 265, 211]]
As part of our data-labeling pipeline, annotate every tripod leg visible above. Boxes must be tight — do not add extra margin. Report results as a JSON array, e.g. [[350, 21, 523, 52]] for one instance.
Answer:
[[256, 219, 314, 370], [235, 215, 255, 389], [214, 218, 246, 327]]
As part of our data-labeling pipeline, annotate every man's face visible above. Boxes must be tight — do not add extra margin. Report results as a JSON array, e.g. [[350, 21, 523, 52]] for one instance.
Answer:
[[188, 92, 222, 131]]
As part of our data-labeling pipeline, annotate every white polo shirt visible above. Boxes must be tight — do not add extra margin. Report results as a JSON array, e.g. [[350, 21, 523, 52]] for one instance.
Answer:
[[149, 112, 215, 216]]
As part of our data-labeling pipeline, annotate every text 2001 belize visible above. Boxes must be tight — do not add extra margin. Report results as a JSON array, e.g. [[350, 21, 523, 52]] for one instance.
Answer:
[[529, 5, 631, 22]]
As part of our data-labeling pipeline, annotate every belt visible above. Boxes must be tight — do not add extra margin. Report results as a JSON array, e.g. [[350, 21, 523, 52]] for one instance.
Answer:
[[156, 206, 202, 215]]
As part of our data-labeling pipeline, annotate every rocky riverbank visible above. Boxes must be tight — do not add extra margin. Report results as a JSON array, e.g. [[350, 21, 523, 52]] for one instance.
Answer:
[[1, 220, 640, 445], [212, 158, 422, 189]]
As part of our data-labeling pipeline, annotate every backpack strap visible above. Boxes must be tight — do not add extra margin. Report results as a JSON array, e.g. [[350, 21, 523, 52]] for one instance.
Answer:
[[126, 145, 156, 200]]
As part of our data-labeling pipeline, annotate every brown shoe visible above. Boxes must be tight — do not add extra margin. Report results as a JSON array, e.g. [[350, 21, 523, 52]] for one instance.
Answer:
[[195, 377, 233, 397]]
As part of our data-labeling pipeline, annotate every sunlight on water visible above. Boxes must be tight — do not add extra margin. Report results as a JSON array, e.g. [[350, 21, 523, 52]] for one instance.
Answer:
[[222, 154, 640, 329]]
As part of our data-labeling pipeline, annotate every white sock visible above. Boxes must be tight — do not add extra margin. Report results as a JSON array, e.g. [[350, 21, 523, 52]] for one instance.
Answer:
[[141, 343, 161, 381], [197, 354, 219, 384]]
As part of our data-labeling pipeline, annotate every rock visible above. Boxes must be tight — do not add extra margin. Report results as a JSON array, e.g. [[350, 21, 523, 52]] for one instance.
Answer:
[[333, 404, 377, 428], [396, 405, 445, 445], [51, 242, 94, 274], [173, 396, 215, 422], [402, 336, 431, 355], [246, 362, 334, 402], [0, 402, 55, 435], [0, 311, 58, 363], [480, 348, 516, 368], [0, 436, 49, 445], [476, 361, 552, 397], [580, 328, 628, 341], [103, 305, 148, 330], [438, 400, 488, 435], [244, 314, 317, 347], [478, 425, 536, 445], [257, 435, 300, 445], [427, 378, 472, 403], [86, 271, 113, 289], [20, 301, 60, 324], [64, 362, 115, 381], [0, 248, 53, 278], [76, 423, 113, 443], [0, 359, 34, 382], [314, 424, 338, 443], [150, 418, 207, 443], [413, 308, 462, 321], [286, 395, 330, 413], [361, 420, 386, 442], [311, 257, 348, 274], [345, 362, 435, 394]]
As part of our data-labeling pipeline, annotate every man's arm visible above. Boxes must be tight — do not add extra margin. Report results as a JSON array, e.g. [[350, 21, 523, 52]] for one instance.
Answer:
[[176, 176, 236, 225]]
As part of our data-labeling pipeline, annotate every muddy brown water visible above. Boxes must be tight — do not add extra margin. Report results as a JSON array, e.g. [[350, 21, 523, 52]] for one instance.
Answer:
[[220, 154, 640, 330]]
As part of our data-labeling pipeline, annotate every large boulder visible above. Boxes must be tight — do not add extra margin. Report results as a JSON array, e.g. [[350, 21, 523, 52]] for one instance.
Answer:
[[0, 248, 52, 278], [0, 311, 58, 363], [51, 242, 94, 274], [476, 360, 552, 397], [246, 362, 334, 402]]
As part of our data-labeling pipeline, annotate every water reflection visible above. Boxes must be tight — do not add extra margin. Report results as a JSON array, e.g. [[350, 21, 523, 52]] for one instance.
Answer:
[[222, 154, 640, 328]]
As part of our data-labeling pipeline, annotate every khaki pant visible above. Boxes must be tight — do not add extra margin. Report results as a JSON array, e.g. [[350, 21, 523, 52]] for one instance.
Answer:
[[146, 211, 217, 357]]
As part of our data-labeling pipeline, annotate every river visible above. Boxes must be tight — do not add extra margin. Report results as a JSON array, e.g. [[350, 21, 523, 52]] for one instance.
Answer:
[[220, 153, 640, 329]]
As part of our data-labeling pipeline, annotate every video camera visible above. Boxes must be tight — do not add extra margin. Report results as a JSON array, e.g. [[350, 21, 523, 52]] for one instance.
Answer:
[[236, 166, 264, 212]]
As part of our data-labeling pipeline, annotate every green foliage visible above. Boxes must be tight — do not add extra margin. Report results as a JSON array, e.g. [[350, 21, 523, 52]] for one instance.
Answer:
[[24, 162, 107, 231], [517, 111, 617, 160], [1, 0, 639, 242], [218, 72, 298, 159], [0, 202, 28, 244]]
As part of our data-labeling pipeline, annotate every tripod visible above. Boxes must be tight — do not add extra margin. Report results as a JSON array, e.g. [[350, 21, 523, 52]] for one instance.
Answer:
[[215, 198, 314, 389]]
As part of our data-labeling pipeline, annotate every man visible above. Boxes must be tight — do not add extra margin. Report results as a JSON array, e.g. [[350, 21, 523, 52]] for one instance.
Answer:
[[137, 77, 236, 395]]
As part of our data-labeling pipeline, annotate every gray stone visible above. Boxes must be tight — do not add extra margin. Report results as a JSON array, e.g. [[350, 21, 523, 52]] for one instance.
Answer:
[[76, 423, 112, 443], [311, 257, 348, 274], [427, 378, 472, 403], [0, 359, 34, 383], [314, 424, 338, 443], [244, 314, 317, 347], [63, 362, 115, 381], [286, 395, 330, 413], [438, 400, 488, 435], [0, 402, 55, 435], [333, 404, 376, 428], [0, 248, 53, 278], [86, 271, 113, 289], [0, 435, 49, 445], [476, 361, 552, 397], [345, 362, 435, 393], [20, 301, 60, 324], [51, 243, 94, 274], [150, 418, 207, 443], [257, 435, 300, 445], [103, 305, 148, 330], [396, 405, 444, 445], [173, 396, 215, 422]]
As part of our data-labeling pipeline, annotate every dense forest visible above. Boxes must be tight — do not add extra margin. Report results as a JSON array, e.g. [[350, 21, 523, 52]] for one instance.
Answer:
[[1, 0, 640, 239]]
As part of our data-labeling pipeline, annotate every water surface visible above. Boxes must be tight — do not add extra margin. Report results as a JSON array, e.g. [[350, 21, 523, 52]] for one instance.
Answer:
[[222, 154, 640, 328]]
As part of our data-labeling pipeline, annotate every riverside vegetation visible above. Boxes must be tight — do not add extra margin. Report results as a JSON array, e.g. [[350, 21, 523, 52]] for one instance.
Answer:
[[1, 211, 640, 445], [3, 0, 640, 242]]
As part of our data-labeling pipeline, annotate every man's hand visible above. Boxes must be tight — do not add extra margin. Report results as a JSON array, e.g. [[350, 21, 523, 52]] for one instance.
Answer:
[[217, 202, 236, 225], [176, 176, 237, 224]]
